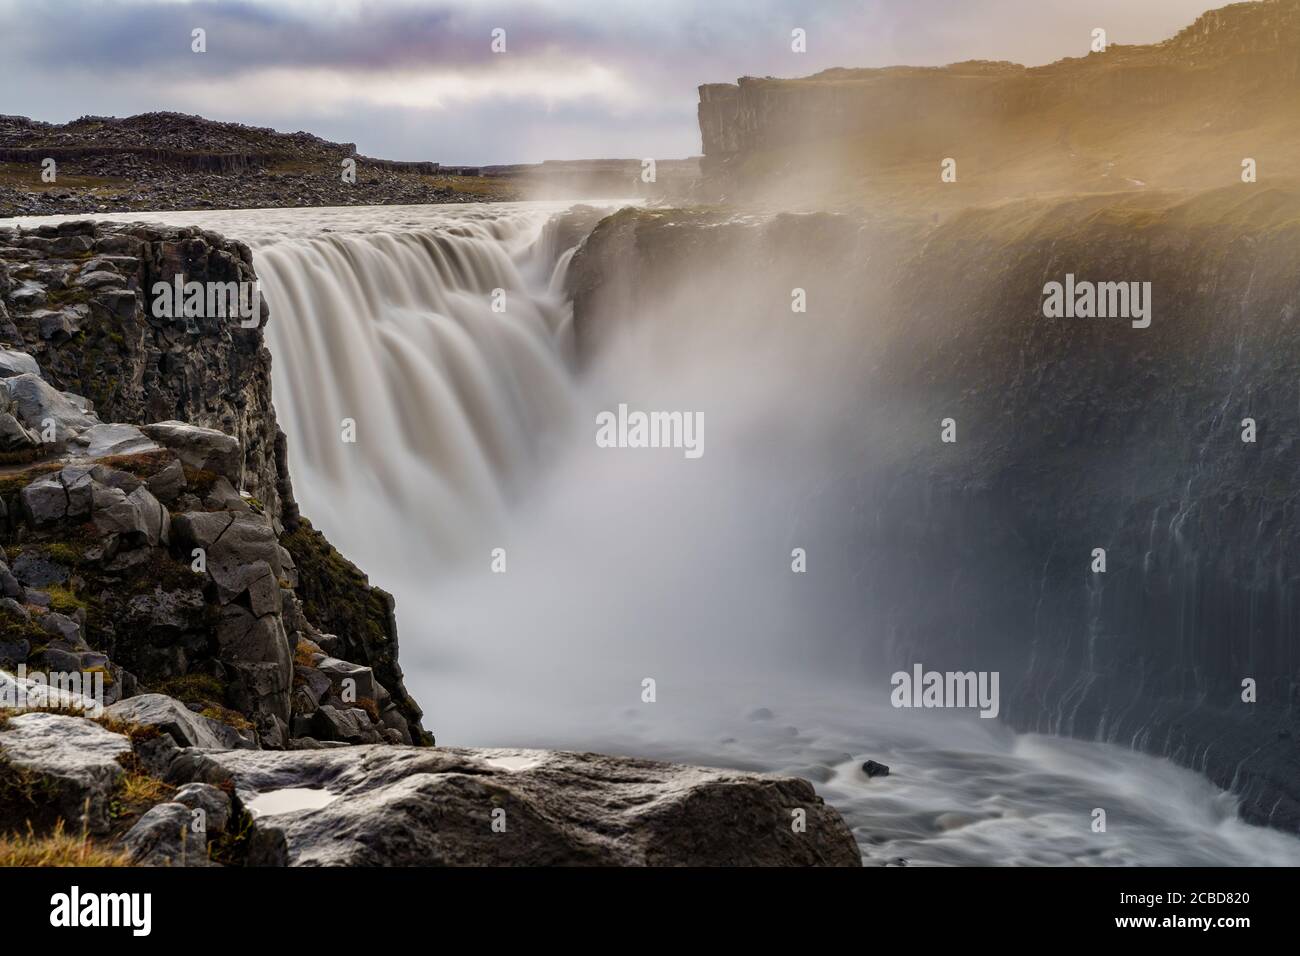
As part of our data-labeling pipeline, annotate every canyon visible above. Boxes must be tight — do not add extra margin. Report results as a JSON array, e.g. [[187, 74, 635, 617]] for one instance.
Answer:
[[0, 0, 1296, 867]]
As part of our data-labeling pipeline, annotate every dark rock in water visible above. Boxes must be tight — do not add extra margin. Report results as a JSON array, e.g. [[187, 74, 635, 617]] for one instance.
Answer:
[[862, 760, 890, 778]]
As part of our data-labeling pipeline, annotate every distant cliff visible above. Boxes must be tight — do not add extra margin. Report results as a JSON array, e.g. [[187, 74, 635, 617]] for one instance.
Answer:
[[698, 0, 1300, 207]]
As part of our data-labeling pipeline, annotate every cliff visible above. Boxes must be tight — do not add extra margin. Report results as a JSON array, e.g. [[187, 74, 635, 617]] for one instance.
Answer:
[[697, 0, 1300, 208], [566, 183, 1300, 831], [0, 219, 425, 746]]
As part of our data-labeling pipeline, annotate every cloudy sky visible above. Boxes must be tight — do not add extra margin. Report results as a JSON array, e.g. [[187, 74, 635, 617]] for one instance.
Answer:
[[1, 0, 1223, 164]]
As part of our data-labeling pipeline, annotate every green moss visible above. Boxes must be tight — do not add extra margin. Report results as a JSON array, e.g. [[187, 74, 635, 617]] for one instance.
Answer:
[[154, 674, 223, 707], [43, 583, 87, 614], [42, 543, 87, 566], [0, 608, 48, 647]]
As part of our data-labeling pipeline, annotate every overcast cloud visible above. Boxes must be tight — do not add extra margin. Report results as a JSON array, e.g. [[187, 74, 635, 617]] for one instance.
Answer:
[[0, 0, 1224, 164]]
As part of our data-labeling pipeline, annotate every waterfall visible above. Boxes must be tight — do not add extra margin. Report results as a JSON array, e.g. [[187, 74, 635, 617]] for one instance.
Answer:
[[255, 207, 582, 573], [45, 200, 1295, 865]]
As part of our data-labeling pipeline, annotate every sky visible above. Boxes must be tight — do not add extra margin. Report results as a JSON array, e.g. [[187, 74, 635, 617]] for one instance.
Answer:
[[0, 0, 1227, 165]]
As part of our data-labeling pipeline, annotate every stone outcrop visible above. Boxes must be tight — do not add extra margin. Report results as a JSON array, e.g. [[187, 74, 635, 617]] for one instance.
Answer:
[[180, 740, 862, 866], [0, 221, 427, 746], [0, 711, 131, 834]]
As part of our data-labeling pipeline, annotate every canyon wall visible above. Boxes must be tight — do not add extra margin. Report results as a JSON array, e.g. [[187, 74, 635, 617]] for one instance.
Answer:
[[697, 0, 1300, 206], [567, 185, 1300, 830], [0, 220, 427, 745]]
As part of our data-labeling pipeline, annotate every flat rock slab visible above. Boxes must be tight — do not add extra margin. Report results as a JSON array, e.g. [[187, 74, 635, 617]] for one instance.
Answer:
[[0, 711, 131, 834], [207, 746, 862, 867]]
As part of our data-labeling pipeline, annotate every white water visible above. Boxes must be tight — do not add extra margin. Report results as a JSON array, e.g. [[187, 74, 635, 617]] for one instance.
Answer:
[[7, 202, 1299, 865]]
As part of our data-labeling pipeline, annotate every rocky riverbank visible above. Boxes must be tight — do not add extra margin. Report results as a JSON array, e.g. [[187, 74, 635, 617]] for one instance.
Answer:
[[0, 217, 860, 867]]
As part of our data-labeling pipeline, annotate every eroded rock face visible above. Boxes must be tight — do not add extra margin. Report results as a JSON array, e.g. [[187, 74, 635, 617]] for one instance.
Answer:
[[0, 222, 428, 747], [196, 745, 862, 867], [567, 193, 1300, 832]]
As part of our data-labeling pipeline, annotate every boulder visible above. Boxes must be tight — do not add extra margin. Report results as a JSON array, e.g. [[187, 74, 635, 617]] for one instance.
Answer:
[[0, 712, 130, 834], [104, 693, 238, 751], [0, 372, 97, 443], [172, 781, 232, 836], [122, 801, 211, 866], [0, 668, 102, 713], [206, 746, 862, 867], [315, 657, 377, 703], [141, 421, 243, 487], [0, 348, 39, 379], [19, 475, 69, 526], [68, 423, 159, 459]]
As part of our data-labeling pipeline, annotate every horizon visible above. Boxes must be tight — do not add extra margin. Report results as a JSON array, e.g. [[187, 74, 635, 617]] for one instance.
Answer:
[[0, 0, 1232, 165]]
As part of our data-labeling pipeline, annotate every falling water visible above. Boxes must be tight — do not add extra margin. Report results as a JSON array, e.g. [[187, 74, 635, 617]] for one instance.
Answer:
[[10, 202, 1300, 865]]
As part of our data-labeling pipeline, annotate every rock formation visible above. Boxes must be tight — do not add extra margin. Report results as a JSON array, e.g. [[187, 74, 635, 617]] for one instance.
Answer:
[[0, 218, 860, 867]]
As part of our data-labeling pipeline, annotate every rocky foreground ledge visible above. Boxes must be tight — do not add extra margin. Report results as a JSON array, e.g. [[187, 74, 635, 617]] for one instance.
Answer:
[[0, 218, 859, 866], [0, 704, 860, 866]]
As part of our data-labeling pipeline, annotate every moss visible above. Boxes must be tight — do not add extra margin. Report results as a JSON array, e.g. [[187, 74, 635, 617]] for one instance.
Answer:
[[200, 705, 253, 733], [208, 807, 254, 867], [154, 673, 224, 707], [0, 461, 62, 497], [42, 286, 92, 310], [0, 607, 49, 647], [0, 448, 44, 467], [42, 543, 87, 566], [110, 770, 174, 824], [92, 715, 160, 745], [182, 465, 220, 496], [95, 449, 176, 480], [292, 641, 316, 669], [354, 697, 380, 722], [44, 583, 87, 614]]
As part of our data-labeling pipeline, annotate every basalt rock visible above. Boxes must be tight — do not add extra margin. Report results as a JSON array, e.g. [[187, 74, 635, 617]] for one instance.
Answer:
[[199, 744, 862, 867], [0, 222, 428, 746]]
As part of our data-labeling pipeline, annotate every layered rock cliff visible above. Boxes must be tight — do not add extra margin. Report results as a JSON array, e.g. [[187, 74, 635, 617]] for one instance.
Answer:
[[0, 219, 425, 746], [566, 183, 1300, 831], [698, 0, 1300, 207]]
